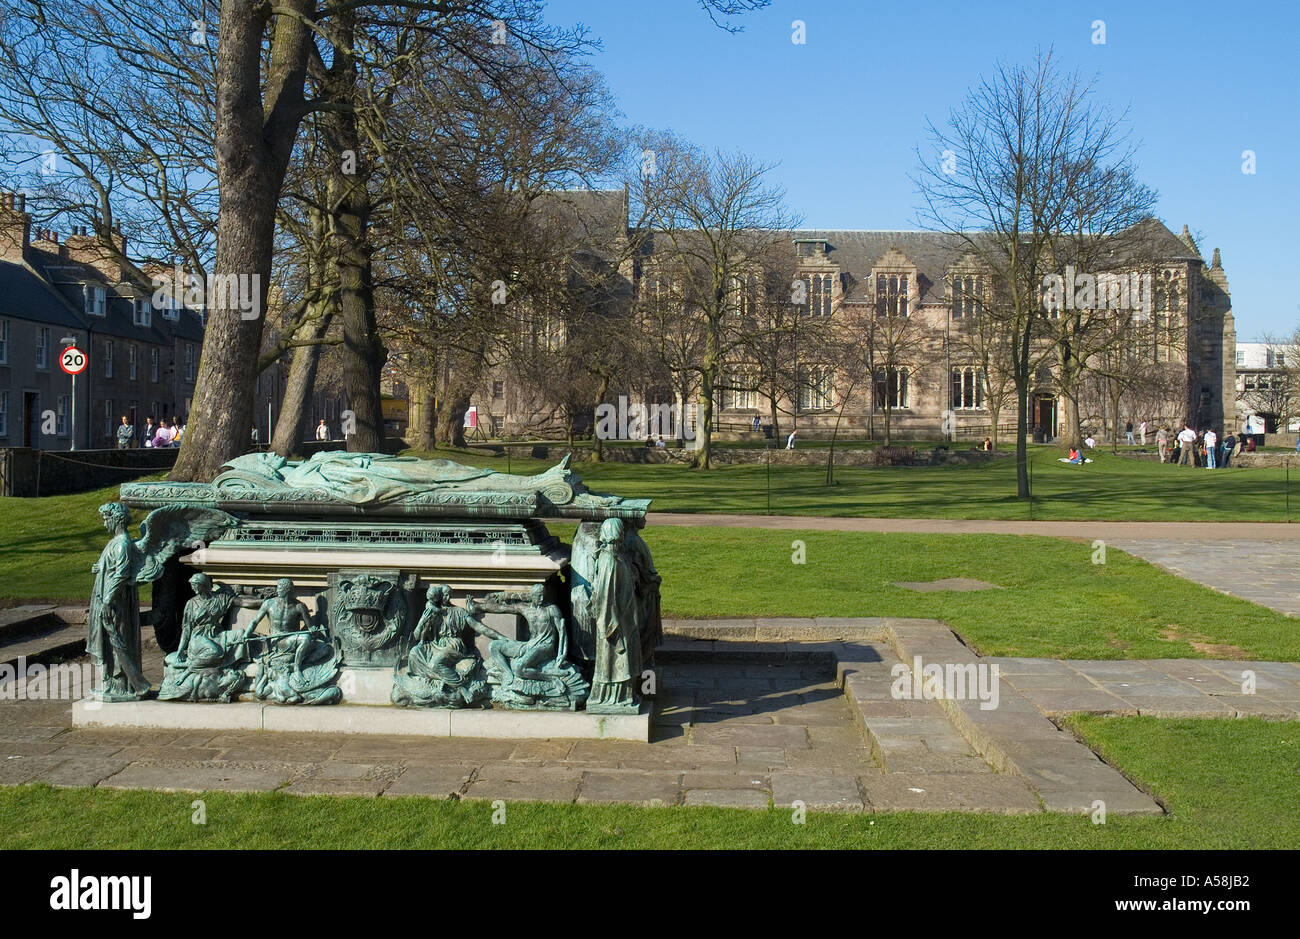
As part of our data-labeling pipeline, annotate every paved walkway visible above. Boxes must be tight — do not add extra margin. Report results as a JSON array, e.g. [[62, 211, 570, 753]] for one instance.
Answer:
[[1110, 539, 1300, 616], [649, 513, 1300, 539]]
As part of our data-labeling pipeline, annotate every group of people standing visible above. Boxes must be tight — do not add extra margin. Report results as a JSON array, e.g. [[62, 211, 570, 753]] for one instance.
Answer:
[[1152, 423, 1249, 468], [115, 415, 186, 450]]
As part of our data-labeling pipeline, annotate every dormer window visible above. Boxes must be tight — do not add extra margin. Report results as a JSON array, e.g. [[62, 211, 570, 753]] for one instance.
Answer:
[[83, 284, 106, 316], [951, 274, 983, 318], [876, 274, 909, 317], [810, 273, 834, 316], [134, 298, 152, 327]]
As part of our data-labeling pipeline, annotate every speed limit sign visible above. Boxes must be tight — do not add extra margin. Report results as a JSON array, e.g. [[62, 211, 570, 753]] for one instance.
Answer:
[[59, 346, 88, 375]]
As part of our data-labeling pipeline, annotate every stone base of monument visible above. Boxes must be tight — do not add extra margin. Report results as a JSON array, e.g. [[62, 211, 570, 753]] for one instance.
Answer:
[[71, 697, 651, 741]]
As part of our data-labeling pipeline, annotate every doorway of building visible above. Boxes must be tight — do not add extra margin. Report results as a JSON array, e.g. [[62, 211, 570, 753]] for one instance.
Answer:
[[1034, 396, 1057, 441]]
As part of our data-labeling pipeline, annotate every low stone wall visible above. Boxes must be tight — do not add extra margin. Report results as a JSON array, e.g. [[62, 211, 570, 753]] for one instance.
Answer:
[[0, 447, 179, 497], [1233, 452, 1300, 469], [472, 443, 1012, 467]]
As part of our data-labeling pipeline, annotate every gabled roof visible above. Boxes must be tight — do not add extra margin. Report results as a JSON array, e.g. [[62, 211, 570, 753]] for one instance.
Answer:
[[0, 259, 86, 330]]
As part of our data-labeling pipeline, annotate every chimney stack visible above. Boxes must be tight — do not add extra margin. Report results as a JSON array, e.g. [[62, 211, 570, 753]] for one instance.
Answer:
[[1, 193, 33, 263]]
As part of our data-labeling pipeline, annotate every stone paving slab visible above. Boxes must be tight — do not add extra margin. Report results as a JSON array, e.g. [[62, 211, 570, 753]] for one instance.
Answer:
[[861, 774, 1041, 814], [8, 628, 1297, 817], [893, 578, 1000, 593]]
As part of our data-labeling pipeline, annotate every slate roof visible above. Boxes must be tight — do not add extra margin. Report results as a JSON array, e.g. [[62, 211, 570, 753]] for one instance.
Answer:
[[633, 217, 1203, 306], [16, 246, 206, 344], [0, 259, 86, 330]]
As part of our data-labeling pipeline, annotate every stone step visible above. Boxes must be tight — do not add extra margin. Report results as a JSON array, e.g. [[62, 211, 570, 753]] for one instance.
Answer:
[[0, 623, 86, 671], [0, 605, 62, 642]]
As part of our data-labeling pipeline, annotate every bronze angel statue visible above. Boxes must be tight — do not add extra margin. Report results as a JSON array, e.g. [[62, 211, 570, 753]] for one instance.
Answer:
[[88, 501, 236, 701]]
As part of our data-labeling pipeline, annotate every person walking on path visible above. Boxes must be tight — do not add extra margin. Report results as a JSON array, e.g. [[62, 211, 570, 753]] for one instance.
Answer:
[[1178, 424, 1196, 465], [1139, 419, 1148, 445], [1126, 421, 1135, 445], [1157, 425, 1169, 462], [786, 428, 797, 450], [1204, 428, 1218, 469], [1221, 431, 1236, 468]]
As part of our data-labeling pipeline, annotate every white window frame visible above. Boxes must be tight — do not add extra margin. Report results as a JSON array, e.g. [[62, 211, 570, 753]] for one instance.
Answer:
[[184, 343, 195, 382], [134, 298, 152, 328], [150, 347, 160, 382], [0, 319, 7, 365], [0, 390, 7, 437], [36, 327, 50, 369], [103, 399, 114, 438], [129, 344, 138, 380], [104, 339, 114, 378], [56, 394, 70, 436], [84, 284, 107, 317]]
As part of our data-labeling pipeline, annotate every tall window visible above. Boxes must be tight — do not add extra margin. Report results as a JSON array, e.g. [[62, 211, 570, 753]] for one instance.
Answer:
[[1236, 349, 1245, 366], [951, 367, 986, 410], [951, 274, 983, 318], [809, 273, 833, 316], [876, 275, 909, 317], [798, 366, 834, 410], [1154, 271, 1181, 313], [726, 368, 757, 409], [103, 399, 114, 438], [56, 394, 70, 436], [84, 284, 106, 316], [0, 319, 8, 364], [104, 339, 115, 378], [184, 344, 195, 382], [150, 347, 160, 382], [874, 367, 909, 408], [36, 327, 50, 369], [129, 344, 138, 380], [0, 391, 7, 437], [134, 298, 152, 327]]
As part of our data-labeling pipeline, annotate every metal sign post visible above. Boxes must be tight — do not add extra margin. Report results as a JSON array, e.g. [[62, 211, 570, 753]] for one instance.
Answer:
[[59, 342, 87, 451]]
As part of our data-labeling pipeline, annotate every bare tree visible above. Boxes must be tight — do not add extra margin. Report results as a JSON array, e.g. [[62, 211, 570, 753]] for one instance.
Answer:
[[635, 138, 799, 467], [917, 50, 1158, 497]]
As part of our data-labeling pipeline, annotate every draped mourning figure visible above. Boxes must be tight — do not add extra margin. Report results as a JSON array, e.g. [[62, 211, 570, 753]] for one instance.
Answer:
[[392, 584, 490, 708], [158, 573, 251, 703], [586, 518, 643, 713]]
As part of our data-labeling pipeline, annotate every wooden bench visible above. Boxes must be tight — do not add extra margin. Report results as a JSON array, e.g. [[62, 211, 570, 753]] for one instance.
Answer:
[[874, 446, 916, 466]]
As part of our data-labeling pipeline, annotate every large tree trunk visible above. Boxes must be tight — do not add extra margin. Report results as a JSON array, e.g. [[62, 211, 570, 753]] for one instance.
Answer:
[[171, 0, 312, 481], [412, 381, 437, 451], [436, 393, 470, 449], [693, 369, 714, 469], [322, 11, 386, 454], [270, 307, 334, 456]]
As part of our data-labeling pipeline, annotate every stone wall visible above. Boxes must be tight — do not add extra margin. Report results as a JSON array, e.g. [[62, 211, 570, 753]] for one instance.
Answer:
[[0, 447, 178, 497], [473, 443, 1013, 467]]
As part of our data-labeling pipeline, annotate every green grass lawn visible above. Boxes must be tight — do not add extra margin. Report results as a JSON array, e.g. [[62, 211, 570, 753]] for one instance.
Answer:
[[412, 444, 1300, 522], [1, 716, 1294, 849], [3, 483, 1295, 659]]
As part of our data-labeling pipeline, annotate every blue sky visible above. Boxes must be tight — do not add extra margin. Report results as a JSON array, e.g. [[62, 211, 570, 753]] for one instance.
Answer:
[[545, 0, 1299, 339]]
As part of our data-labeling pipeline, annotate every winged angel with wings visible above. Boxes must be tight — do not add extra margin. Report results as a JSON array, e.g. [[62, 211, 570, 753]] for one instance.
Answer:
[[88, 501, 236, 700]]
